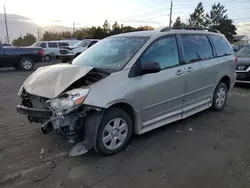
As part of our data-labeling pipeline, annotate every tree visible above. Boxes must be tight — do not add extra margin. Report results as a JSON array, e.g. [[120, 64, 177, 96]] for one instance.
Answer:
[[206, 3, 237, 41], [12, 33, 36, 46], [173, 16, 187, 27], [111, 21, 122, 35], [136, 26, 154, 31], [22, 33, 37, 46], [188, 2, 206, 27], [103, 20, 111, 34], [34, 20, 155, 41]]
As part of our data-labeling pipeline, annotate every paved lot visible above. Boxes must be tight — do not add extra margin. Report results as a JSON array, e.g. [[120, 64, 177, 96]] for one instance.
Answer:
[[1, 62, 250, 188]]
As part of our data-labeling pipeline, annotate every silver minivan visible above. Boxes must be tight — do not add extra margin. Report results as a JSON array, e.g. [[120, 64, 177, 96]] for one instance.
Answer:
[[17, 27, 236, 156]]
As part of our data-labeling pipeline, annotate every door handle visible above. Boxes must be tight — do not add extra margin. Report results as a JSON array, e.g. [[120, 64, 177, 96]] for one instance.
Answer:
[[175, 69, 184, 75], [186, 67, 193, 72]]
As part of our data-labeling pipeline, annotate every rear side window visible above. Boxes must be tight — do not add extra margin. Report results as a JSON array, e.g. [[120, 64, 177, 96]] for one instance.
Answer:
[[88, 41, 98, 48], [39, 42, 46, 48], [48, 42, 58, 48], [58, 42, 69, 47], [209, 35, 233, 57], [180, 34, 213, 63]]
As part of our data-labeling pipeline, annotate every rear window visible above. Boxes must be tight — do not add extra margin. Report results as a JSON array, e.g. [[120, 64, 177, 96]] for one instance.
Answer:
[[180, 34, 213, 63], [209, 35, 233, 57], [48, 42, 58, 48], [58, 42, 69, 47], [236, 46, 250, 57]]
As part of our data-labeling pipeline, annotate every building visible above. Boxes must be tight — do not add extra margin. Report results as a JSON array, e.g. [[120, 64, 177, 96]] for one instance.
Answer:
[[232, 35, 250, 45]]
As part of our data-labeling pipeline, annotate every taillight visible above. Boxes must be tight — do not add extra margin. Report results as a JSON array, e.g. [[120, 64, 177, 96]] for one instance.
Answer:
[[40, 50, 44, 57], [234, 55, 238, 63]]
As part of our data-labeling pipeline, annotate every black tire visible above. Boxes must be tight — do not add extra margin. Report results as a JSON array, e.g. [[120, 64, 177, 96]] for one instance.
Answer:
[[61, 59, 68, 63], [74, 53, 81, 58], [96, 108, 133, 155], [212, 82, 228, 111], [44, 55, 52, 62], [13, 64, 20, 70], [19, 58, 34, 71]]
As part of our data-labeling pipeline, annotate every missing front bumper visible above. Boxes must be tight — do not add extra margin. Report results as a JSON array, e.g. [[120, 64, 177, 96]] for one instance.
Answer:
[[16, 105, 52, 118]]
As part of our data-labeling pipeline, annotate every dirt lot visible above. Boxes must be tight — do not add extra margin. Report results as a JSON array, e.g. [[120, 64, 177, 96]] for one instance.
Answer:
[[1, 62, 250, 188]]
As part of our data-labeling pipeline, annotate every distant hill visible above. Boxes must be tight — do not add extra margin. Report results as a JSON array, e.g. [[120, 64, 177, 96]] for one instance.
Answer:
[[0, 13, 72, 43]]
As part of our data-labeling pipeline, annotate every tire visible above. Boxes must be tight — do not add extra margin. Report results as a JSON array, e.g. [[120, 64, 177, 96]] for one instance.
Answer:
[[212, 82, 228, 111], [96, 108, 133, 155], [19, 58, 34, 71], [74, 53, 81, 58], [61, 59, 68, 63], [44, 55, 52, 62], [13, 64, 20, 70]]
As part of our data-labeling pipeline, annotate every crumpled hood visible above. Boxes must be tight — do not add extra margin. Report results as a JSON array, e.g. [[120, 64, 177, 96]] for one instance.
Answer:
[[23, 64, 93, 99]]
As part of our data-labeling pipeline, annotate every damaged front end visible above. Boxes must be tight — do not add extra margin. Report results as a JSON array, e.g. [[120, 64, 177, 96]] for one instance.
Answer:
[[16, 67, 109, 156]]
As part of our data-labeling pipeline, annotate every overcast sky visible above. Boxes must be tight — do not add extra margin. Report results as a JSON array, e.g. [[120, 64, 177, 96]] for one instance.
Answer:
[[0, 0, 249, 34]]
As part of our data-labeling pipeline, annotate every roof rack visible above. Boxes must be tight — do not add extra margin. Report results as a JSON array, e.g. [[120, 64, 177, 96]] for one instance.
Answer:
[[160, 26, 221, 33]]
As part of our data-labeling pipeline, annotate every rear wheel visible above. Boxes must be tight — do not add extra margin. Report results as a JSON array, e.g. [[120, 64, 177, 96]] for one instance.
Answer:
[[212, 82, 228, 110], [19, 58, 34, 71], [44, 55, 52, 62], [96, 108, 133, 155]]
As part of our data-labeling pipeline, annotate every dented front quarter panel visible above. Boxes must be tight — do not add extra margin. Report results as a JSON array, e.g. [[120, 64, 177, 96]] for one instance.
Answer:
[[23, 64, 93, 99]]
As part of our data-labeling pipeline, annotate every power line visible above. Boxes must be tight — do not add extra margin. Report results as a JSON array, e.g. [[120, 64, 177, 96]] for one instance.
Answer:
[[115, 0, 250, 23], [172, 0, 250, 9]]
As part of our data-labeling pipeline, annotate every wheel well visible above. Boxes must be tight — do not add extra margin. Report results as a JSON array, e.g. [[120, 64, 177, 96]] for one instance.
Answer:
[[108, 103, 136, 131], [219, 76, 230, 90]]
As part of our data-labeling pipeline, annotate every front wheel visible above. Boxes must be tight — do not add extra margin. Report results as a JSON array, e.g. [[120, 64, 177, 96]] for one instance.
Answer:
[[19, 58, 34, 71], [96, 108, 133, 155], [212, 82, 228, 110]]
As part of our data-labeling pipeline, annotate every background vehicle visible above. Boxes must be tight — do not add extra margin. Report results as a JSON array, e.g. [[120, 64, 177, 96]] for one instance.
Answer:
[[235, 45, 250, 83], [0, 43, 43, 71], [59, 39, 99, 63], [16, 27, 236, 155], [32, 40, 79, 62], [2, 43, 12, 47]]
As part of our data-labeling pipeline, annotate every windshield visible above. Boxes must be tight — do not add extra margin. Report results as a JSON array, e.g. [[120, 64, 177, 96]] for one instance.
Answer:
[[236, 46, 250, 57], [72, 37, 149, 71], [75, 40, 91, 47], [32, 42, 40, 47]]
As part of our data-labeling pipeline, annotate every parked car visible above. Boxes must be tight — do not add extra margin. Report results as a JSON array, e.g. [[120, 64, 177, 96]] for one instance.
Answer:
[[16, 27, 236, 156], [59, 39, 99, 63], [0, 43, 44, 71], [2, 43, 12, 47], [235, 45, 250, 83], [32, 40, 79, 62]]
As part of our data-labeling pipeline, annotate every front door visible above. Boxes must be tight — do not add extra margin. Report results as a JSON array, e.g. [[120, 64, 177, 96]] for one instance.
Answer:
[[129, 35, 185, 133], [180, 34, 219, 118]]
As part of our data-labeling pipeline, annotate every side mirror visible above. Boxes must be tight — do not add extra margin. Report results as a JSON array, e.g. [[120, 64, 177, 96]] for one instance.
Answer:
[[141, 62, 161, 75]]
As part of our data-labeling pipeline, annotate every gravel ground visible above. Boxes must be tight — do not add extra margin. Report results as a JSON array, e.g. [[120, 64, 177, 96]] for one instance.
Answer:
[[1, 62, 250, 188]]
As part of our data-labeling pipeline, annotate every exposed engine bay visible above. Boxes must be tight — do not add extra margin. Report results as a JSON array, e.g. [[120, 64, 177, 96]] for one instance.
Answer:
[[17, 66, 109, 156]]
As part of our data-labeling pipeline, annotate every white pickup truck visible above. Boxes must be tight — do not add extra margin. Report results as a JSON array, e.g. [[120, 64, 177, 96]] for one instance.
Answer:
[[59, 39, 99, 63]]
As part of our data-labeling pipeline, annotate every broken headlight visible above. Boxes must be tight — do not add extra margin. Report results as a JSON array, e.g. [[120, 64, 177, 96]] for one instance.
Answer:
[[46, 88, 89, 115]]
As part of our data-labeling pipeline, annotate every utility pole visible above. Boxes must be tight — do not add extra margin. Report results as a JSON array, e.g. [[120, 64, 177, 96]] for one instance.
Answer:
[[4, 5, 10, 44], [73, 22, 75, 34], [169, 0, 173, 27], [37, 28, 41, 41]]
